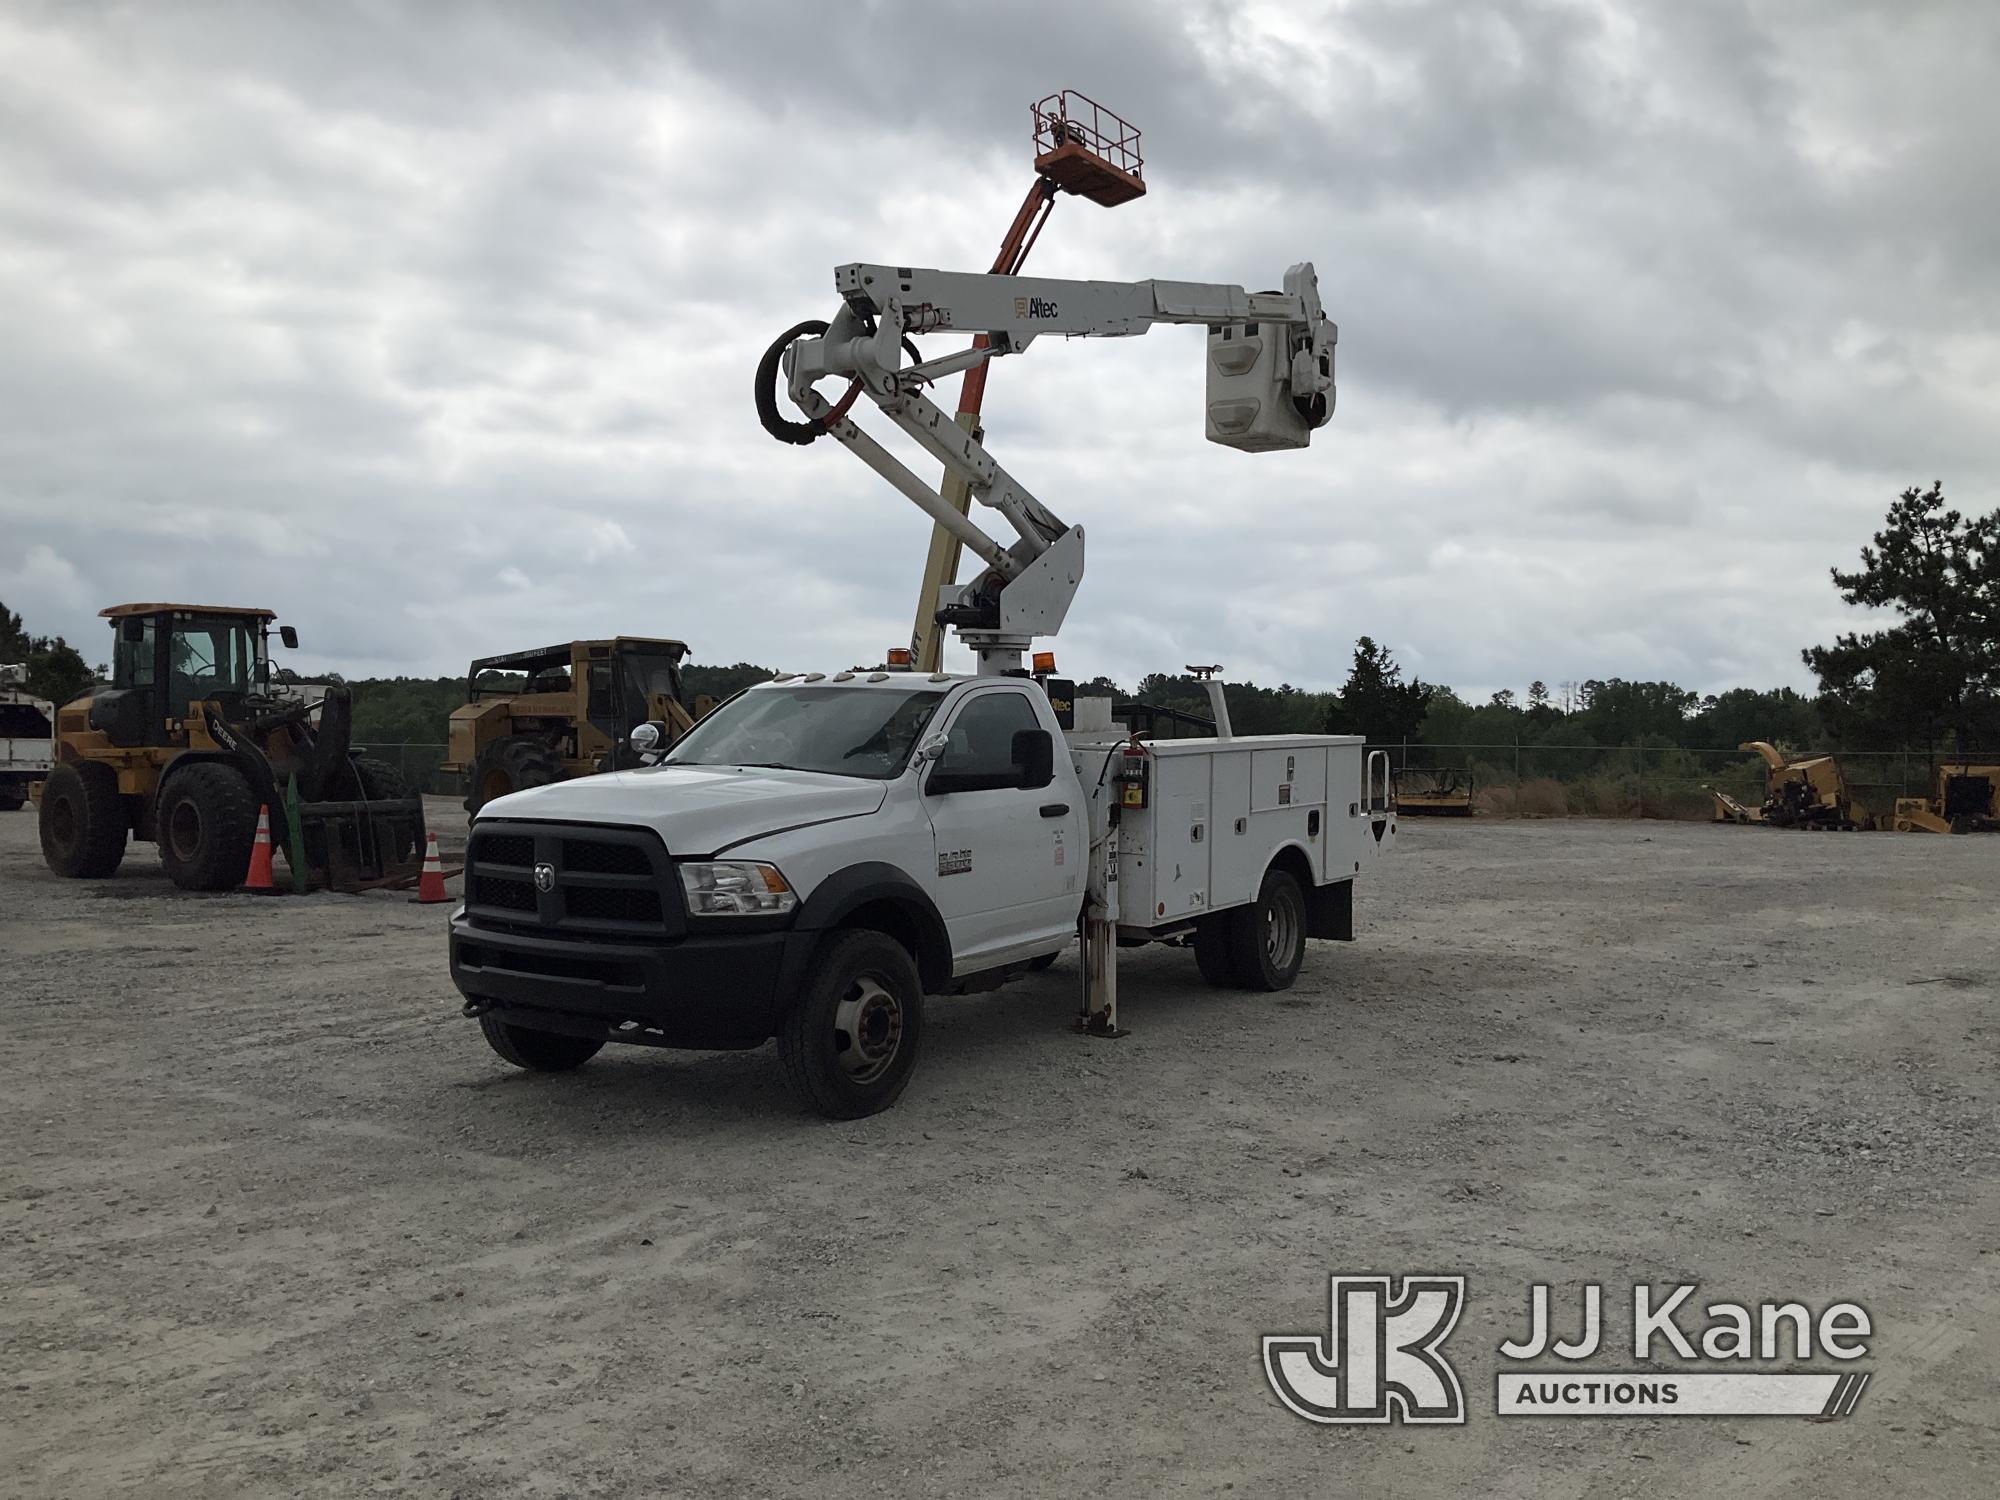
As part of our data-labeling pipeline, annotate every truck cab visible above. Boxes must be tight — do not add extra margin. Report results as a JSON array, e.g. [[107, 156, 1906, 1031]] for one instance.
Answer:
[[449, 670, 1392, 1116]]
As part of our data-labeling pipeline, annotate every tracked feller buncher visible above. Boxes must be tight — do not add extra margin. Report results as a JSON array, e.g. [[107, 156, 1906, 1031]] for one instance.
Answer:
[[443, 638, 696, 813], [38, 604, 423, 891]]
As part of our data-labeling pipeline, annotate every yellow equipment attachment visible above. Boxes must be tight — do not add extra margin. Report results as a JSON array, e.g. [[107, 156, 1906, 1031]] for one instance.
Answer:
[[1392, 765, 1474, 816]]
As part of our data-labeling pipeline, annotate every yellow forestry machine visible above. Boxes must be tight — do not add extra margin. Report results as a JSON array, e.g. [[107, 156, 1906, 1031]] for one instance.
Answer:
[[1891, 761, 2000, 834], [443, 638, 696, 813], [1710, 741, 1874, 830], [39, 604, 423, 890]]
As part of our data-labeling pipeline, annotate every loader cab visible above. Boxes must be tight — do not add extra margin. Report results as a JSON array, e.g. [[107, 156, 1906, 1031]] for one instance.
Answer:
[[91, 604, 291, 748]]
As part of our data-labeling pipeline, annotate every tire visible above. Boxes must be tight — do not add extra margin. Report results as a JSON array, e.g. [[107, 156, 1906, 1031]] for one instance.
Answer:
[[478, 1014, 604, 1071], [778, 929, 925, 1119], [1028, 950, 1061, 973], [39, 762, 128, 878], [1226, 867, 1307, 992], [1193, 915, 1239, 987], [0, 790, 24, 812], [156, 762, 260, 891], [465, 736, 561, 814]]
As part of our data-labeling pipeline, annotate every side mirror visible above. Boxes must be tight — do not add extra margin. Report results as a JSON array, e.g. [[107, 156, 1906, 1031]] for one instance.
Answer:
[[1013, 728, 1054, 790], [121, 619, 147, 643], [278, 625, 299, 649], [915, 732, 949, 765]]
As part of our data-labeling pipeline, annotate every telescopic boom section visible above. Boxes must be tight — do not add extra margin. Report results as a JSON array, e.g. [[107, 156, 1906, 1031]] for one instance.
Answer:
[[761, 260, 1336, 674]]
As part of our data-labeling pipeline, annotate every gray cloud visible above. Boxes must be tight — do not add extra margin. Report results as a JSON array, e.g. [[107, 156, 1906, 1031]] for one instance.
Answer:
[[1, 0, 1993, 705]]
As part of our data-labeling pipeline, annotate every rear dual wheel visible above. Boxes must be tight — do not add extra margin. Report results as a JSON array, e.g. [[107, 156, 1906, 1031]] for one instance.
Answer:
[[1193, 867, 1307, 992]]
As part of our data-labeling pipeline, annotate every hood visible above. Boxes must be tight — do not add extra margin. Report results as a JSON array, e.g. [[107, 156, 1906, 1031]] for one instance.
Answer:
[[478, 763, 889, 854]]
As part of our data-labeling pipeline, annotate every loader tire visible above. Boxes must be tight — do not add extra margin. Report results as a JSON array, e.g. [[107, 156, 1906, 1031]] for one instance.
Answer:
[[1226, 868, 1306, 993], [156, 762, 260, 891], [778, 929, 924, 1119], [478, 1014, 603, 1072], [39, 762, 128, 878], [465, 737, 560, 814]]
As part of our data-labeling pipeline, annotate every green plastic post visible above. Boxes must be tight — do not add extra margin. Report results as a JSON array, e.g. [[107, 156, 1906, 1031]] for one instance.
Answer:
[[285, 773, 307, 894]]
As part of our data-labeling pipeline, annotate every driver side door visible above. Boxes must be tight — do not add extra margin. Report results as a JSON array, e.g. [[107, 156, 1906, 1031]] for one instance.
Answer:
[[921, 687, 1078, 971]]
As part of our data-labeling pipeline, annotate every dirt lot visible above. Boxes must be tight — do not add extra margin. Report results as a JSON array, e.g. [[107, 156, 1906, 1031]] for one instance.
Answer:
[[2, 803, 1997, 1497]]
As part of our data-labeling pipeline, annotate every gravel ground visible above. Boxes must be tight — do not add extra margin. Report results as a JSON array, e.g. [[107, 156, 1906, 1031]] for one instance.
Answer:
[[2, 802, 1997, 1497]]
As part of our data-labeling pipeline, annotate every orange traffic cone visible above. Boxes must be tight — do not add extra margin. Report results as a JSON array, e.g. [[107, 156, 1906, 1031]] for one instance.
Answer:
[[244, 805, 277, 892], [413, 831, 449, 904]]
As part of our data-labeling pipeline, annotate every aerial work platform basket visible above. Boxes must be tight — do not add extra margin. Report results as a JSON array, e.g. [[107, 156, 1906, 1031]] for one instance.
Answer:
[[1033, 90, 1146, 206]]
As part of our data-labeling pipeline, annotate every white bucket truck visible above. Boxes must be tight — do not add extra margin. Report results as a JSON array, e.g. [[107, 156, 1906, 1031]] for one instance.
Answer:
[[449, 255, 1394, 1116], [0, 663, 54, 813]]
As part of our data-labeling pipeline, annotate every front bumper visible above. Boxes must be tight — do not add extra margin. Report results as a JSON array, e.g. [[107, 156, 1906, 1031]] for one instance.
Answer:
[[449, 913, 794, 1050]]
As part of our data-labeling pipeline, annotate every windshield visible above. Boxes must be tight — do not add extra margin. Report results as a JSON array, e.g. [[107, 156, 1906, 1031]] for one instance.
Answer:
[[169, 615, 262, 705], [663, 685, 946, 780]]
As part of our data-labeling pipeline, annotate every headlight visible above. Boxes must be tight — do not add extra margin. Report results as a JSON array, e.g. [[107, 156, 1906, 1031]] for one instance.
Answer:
[[629, 721, 663, 753], [677, 860, 797, 917]]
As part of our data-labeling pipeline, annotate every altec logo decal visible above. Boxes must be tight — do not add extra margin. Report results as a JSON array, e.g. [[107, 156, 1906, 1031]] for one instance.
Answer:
[[1264, 1278, 1873, 1425], [1014, 295, 1060, 319]]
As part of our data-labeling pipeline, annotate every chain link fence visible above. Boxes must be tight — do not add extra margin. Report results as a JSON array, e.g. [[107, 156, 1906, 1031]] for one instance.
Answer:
[[353, 743, 454, 798], [356, 737, 1945, 821], [1368, 741, 1942, 820]]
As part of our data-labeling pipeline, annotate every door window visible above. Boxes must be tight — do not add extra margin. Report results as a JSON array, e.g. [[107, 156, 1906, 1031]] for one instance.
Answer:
[[114, 617, 156, 689], [934, 691, 1044, 787]]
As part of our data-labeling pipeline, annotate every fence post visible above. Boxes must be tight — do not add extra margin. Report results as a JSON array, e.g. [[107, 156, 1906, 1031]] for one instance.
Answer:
[[1514, 738, 1521, 805]]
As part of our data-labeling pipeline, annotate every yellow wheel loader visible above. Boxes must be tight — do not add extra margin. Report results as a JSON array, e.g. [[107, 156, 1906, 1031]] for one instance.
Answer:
[[443, 638, 697, 813], [39, 604, 423, 891]]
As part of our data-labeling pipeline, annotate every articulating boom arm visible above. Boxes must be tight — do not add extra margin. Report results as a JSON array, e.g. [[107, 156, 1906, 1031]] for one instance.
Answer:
[[759, 261, 1336, 673]]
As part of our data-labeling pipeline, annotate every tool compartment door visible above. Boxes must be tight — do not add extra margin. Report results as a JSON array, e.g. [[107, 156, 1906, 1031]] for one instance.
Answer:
[[1127, 752, 1216, 924]]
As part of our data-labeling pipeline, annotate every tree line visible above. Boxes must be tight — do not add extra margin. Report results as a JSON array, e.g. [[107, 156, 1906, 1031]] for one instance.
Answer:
[[6, 480, 1993, 759]]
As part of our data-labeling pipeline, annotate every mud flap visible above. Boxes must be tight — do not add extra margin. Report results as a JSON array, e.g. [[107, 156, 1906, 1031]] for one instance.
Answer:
[[1304, 878, 1353, 941]]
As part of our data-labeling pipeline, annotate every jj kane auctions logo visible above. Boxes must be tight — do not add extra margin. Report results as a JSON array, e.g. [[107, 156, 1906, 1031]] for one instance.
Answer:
[[1264, 1277, 1873, 1424]]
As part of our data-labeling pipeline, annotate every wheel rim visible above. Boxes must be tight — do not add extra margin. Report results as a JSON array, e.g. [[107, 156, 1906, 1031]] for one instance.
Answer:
[[167, 798, 203, 861], [832, 974, 903, 1085], [1265, 892, 1299, 967]]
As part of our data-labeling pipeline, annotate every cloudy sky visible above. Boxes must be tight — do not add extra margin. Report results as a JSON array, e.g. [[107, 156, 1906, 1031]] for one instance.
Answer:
[[1, 0, 1991, 699]]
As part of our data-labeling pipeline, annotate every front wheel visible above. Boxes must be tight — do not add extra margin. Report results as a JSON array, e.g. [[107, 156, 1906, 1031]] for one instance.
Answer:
[[778, 930, 924, 1118], [156, 762, 260, 891], [0, 789, 24, 813], [1226, 867, 1307, 992], [478, 1014, 604, 1071]]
